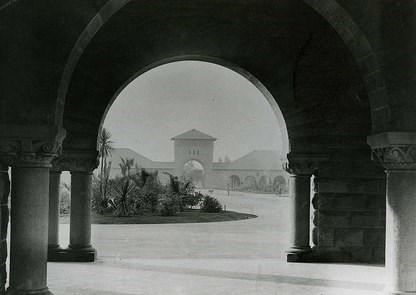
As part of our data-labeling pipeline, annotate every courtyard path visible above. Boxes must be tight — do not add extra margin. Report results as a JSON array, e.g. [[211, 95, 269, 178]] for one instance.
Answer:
[[48, 190, 385, 295]]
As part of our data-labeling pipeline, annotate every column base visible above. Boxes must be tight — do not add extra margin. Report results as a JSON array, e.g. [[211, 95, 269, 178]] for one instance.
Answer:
[[47, 245, 65, 262], [286, 246, 315, 262], [7, 287, 53, 295], [48, 246, 96, 262]]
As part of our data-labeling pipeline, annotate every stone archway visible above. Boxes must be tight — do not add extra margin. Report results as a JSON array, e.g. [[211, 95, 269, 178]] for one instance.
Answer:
[[183, 159, 205, 189], [55, 0, 390, 135], [3, 1, 416, 294], [259, 175, 272, 192]]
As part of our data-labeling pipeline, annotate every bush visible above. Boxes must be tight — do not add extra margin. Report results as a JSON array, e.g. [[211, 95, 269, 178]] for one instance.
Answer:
[[140, 176, 165, 213], [182, 194, 202, 209], [92, 176, 116, 214], [157, 193, 182, 216], [200, 195, 223, 213]]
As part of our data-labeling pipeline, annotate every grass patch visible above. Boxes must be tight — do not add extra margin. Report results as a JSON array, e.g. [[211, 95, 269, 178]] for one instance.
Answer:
[[59, 209, 257, 224]]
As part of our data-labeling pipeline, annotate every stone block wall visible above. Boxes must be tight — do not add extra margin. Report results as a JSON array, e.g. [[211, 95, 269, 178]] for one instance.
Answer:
[[0, 164, 9, 294], [312, 160, 386, 263]]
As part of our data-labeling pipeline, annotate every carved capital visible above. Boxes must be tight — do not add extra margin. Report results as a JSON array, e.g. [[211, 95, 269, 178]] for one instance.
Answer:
[[0, 125, 66, 168], [53, 150, 99, 173], [371, 146, 416, 170], [284, 153, 330, 175], [368, 132, 416, 170]]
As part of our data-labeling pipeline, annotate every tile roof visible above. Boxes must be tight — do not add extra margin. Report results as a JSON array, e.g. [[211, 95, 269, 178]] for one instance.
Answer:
[[171, 129, 217, 141]]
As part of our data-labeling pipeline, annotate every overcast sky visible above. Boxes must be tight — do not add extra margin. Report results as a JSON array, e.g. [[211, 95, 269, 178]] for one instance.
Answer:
[[103, 61, 284, 162]]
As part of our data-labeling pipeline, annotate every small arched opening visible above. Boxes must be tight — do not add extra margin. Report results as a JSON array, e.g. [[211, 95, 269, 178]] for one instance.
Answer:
[[273, 176, 288, 195], [229, 175, 241, 190]]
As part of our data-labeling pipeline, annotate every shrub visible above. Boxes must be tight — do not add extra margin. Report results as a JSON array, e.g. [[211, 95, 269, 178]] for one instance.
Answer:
[[92, 176, 116, 214], [200, 195, 223, 213], [182, 192, 202, 209], [141, 176, 165, 213], [157, 193, 182, 216]]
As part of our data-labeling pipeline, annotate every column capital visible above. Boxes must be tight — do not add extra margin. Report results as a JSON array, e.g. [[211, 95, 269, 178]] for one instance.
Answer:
[[368, 132, 416, 170], [53, 150, 99, 173], [0, 125, 66, 168], [284, 153, 330, 175]]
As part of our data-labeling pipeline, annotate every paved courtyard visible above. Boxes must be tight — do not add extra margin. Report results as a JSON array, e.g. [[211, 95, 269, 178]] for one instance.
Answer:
[[46, 191, 385, 295]]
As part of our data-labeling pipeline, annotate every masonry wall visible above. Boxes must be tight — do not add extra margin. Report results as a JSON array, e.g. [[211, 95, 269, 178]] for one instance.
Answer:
[[0, 164, 9, 294], [312, 156, 386, 263]]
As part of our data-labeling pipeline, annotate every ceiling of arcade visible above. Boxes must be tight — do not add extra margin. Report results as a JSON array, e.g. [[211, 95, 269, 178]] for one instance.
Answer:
[[1, 0, 414, 154]]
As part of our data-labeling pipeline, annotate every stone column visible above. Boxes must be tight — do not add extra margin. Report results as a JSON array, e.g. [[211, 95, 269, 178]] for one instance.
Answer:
[[55, 151, 99, 262], [369, 132, 416, 295], [67, 170, 95, 261], [284, 153, 328, 262], [0, 126, 65, 295], [47, 167, 65, 261]]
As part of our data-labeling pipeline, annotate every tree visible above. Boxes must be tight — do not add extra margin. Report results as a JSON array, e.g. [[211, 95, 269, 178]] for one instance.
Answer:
[[98, 128, 115, 197], [119, 157, 135, 177]]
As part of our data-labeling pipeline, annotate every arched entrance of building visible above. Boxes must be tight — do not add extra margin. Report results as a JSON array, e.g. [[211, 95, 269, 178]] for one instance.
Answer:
[[183, 159, 205, 189], [274, 176, 287, 195]]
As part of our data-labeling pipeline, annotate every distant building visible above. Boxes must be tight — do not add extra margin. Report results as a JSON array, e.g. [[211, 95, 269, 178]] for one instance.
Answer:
[[107, 129, 288, 191]]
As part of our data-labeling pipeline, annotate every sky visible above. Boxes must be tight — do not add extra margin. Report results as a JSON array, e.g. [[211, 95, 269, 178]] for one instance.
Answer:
[[103, 61, 285, 162]]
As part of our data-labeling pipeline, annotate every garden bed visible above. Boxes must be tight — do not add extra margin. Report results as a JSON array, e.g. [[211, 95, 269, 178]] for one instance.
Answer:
[[59, 209, 257, 224]]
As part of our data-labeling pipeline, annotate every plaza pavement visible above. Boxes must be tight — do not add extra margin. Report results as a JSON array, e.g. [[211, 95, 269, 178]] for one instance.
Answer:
[[46, 190, 385, 295]]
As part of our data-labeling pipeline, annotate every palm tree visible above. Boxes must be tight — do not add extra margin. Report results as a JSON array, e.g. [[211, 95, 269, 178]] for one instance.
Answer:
[[119, 157, 135, 177], [126, 158, 134, 176], [98, 128, 114, 196], [119, 157, 128, 177]]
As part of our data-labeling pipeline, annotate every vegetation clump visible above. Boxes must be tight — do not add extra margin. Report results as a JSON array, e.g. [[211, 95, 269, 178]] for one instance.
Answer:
[[200, 195, 223, 213], [88, 167, 222, 218], [60, 129, 225, 219]]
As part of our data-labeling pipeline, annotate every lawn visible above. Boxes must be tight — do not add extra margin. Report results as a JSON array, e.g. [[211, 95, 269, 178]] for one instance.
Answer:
[[59, 209, 257, 224]]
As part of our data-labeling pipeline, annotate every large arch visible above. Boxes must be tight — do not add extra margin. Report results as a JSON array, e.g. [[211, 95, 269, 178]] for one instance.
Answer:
[[302, 0, 390, 133], [57, 0, 386, 265], [55, 0, 389, 135], [183, 159, 205, 188]]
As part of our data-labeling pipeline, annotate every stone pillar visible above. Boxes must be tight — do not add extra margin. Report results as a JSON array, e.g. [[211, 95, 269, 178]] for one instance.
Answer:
[[287, 174, 312, 257], [54, 150, 99, 262], [67, 170, 95, 261], [47, 168, 65, 261], [368, 132, 416, 295], [284, 153, 328, 262], [0, 126, 65, 295]]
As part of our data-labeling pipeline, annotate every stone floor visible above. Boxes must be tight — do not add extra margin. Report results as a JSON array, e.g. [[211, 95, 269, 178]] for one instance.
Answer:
[[45, 190, 385, 294]]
